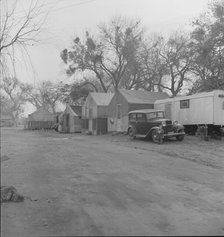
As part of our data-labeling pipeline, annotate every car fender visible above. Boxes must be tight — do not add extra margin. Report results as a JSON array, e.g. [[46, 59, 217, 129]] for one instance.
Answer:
[[146, 126, 163, 137], [176, 124, 184, 131], [127, 125, 135, 133]]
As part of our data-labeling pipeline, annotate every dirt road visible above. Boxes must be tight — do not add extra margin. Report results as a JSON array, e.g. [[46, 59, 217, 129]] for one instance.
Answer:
[[1, 128, 224, 236]]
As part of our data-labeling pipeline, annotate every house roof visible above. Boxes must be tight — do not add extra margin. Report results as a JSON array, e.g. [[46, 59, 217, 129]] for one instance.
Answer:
[[89, 92, 114, 106], [69, 105, 82, 116], [28, 107, 54, 121], [119, 89, 169, 104]]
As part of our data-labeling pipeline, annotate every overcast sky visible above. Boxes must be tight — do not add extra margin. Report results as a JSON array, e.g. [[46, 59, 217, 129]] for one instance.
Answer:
[[12, 0, 210, 87]]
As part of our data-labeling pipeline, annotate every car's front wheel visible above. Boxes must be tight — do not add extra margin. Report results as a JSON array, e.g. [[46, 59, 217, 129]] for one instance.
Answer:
[[151, 130, 163, 144], [176, 130, 184, 141], [128, 127, 136, 140]]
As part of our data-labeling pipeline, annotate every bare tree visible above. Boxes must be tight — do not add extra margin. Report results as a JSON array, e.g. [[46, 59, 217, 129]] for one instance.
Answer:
[[189, 0, 224, 93], [60, 16, 144, 92], [0, 0, 48, 77], [0, 77, 27, 125], [138, 36, 168, 92], [23, 81, 66, 113], [158, 33, 193, 96]]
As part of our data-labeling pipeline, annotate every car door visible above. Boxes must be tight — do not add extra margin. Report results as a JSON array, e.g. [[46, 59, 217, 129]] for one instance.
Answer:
[[136, 113, 148, 135]]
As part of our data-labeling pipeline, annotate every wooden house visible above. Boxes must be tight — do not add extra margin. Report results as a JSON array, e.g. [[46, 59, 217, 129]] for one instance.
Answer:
[[82, 92, 114, 135], [107, 89, 169, 133], [59, 104, 82, 133], [27, 107, 54, 130], [154, 90, 224, 134]]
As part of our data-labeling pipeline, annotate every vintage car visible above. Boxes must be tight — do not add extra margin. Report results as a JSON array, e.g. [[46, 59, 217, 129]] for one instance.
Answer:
[[128, 109, 185, 143]]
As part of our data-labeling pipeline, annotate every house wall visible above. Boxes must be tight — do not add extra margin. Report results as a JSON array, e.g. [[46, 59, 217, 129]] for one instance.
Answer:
[[82, 95, 98, 119], [82, 94, 108, 135], [64, 106, 81, 133], [28, 108, 54, 130], [129, 103, 154, 111], [29, 109, 54, 122], [82, 95, 97, 133], [97, 105, 108, 118], [107, 91, 129, 132], [28, 121, 53, 130], [107, 91, 154, 132]]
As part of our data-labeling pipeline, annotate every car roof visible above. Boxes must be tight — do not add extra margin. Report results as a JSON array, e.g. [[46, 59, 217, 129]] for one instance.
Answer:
[[128, 109, 164, 114]]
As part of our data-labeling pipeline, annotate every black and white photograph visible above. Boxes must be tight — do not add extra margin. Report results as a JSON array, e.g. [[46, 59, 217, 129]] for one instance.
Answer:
[[1, 0, 224, 236]]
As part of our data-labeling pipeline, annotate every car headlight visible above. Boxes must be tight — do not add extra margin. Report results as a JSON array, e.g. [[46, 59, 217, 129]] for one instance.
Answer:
[[161, 121, 166, 126], [173, 120, 178, 126]]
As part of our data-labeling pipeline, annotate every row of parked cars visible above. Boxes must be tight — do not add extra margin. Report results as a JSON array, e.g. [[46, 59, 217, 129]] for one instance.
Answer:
[[127, 109, 185, 144]]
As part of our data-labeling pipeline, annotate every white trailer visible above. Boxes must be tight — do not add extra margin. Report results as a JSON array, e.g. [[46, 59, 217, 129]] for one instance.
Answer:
[[154, 90, 224, 135]]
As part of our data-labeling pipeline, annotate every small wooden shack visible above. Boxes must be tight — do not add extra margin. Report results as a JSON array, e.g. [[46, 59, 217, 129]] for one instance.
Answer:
[[154, 90, 224, 134], [59, 104, 82, 133], [82, 92, 114, 135], [27, 107, 54, 130], [107, 89, 169, 133]]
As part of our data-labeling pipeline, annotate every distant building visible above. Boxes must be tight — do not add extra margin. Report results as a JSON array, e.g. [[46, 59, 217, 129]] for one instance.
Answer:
[[27, 107, 54, 130], [107, 89, 169, 133], [59, 104, 82, 133], [82, 92, 114, 135], [0, 114, 14, 127]]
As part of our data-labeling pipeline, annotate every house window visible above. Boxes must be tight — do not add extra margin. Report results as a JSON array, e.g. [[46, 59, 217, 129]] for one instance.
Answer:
[[117, 104, 121, 119], [180, 99, 190, 109]]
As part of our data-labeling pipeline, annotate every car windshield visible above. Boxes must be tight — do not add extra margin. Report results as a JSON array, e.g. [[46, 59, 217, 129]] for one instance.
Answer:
[[146, 111, 165, 120]]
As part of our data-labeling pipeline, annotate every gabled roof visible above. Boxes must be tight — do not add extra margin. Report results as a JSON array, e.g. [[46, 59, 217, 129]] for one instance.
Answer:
[[69, 105, 82, 116], [89, 92, 114, 106], [29, 107, 54, 121], [119, 89, 169, 104]]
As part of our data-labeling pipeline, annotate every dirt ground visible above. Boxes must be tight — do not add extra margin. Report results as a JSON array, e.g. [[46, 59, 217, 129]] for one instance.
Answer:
[[1, 127, 224, 236]]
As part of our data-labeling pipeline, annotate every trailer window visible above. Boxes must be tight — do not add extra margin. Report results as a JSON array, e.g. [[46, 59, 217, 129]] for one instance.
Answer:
[[180, 99, 189, 109]]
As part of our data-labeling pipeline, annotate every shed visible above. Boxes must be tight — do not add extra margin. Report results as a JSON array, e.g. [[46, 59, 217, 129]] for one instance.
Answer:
[[107, 89, 169, 132], [27, 107, 54, 130], [82, 92, 114, 135], [59, 104, 82, 133], [154, 90, 224, 133]]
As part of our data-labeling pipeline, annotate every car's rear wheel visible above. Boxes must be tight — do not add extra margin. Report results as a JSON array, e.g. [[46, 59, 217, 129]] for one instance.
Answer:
[[151, 130, 163, 144], [128, 127, 136, 140], [176, 130, 184, 141]]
